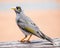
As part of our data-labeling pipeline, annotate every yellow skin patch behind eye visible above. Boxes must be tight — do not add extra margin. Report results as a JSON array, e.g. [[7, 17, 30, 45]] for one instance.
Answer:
[[18, 8, 21, 11]]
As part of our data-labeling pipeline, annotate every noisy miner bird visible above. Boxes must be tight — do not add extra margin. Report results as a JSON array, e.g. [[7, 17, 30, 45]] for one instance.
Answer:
[[11, 6, 53, 43]]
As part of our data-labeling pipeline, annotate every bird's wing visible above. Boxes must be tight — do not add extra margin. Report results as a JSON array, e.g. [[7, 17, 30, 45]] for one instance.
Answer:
[[17, 16, 53, 42], [24, 16, 40, 31], [17, 18, 37, 34], [17, 16, 42, 37]]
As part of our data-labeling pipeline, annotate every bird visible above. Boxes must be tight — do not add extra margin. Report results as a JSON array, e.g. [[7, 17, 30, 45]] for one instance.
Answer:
[[11, 6, 53, 43]]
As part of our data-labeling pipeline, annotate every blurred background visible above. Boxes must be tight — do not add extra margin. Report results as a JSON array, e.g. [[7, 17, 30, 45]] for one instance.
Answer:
[[0, 0, 60, 42]]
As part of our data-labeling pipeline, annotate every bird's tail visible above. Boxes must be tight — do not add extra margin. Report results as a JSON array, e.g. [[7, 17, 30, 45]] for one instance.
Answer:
[[39, 31, 53, 43]]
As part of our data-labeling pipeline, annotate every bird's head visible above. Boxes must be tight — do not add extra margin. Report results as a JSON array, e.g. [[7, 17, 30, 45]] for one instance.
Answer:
[[11, 6, 22, 14]]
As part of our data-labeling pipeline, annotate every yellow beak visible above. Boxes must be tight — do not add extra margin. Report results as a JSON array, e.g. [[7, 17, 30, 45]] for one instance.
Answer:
[[11, 8, 16, 10]]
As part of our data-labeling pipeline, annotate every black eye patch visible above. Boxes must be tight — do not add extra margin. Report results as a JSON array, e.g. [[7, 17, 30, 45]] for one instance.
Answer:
[[16, 7, 20, 10]]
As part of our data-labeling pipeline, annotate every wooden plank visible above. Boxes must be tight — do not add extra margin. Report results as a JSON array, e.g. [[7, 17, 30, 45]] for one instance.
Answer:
[[0, 38, 60, 48]]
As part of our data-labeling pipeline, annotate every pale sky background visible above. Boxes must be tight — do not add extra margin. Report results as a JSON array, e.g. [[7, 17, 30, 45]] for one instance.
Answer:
[[0, 0, 60, 42]]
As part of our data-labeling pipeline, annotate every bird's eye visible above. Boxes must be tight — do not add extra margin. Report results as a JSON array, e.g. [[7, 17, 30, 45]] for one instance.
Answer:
[[16, 7, 21, 11], [16, 7, 20, 9], [16, 6, 21, 12], [18, 8, 20, 11]]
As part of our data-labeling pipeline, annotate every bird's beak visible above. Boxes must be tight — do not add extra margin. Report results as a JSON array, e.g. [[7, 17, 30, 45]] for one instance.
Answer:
[[11, 8, 16, 10]]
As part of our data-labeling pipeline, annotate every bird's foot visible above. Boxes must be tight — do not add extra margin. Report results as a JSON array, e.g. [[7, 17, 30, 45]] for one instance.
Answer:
[[20, 40, 31, 43]]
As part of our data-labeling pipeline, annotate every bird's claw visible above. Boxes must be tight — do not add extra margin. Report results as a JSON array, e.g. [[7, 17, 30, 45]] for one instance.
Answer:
[[20, 40, 31, 43]]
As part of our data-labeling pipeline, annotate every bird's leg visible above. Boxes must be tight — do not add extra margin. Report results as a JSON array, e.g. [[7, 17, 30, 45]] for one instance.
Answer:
[[26, 34, 32, 43], [20, 35, 27, 42]]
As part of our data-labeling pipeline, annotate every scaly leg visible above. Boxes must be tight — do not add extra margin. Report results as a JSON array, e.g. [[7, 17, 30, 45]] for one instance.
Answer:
[[20, 35, 27, 42], [27, 34, 32, 42]]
